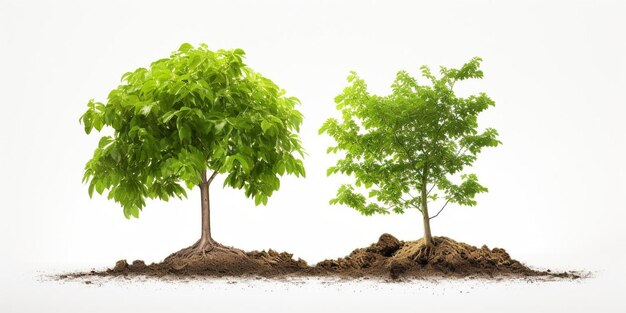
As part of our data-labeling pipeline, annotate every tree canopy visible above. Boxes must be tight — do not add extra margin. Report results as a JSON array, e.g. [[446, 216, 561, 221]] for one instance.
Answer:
[[320, 57, 500, 221], [80, 43, 306, 218]]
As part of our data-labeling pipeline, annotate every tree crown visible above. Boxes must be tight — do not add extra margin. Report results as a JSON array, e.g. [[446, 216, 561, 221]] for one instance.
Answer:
[[319, 57, 500, 216], [80, 43, 305, 218]]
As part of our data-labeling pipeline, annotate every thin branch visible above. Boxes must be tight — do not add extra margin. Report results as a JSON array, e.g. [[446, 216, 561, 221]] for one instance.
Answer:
[[207, 170, 219, 185], [426, 184, 436, 196], [371, 182, 421, 213], [412, 203, 423, 213], [401, 197, 422, 213], [429, 199, 450, 220], [393, 132, 414, 162], [438, 145, 469, 171], [456, 146, 468, 158]]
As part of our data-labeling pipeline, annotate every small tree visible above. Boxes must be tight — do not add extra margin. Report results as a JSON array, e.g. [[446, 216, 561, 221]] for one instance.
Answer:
[[320, 57, 500, 248], [80, 43, 305, 252]]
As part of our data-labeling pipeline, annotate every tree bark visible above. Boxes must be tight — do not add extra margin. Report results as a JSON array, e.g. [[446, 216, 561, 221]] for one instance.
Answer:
[[198, 170, 214, 248], [420, 180, 434, 247]]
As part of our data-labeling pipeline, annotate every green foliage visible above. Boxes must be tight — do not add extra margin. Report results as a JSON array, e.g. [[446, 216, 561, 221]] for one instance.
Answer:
[[80, 43, 305, 218], [320, 57, 500, 218]]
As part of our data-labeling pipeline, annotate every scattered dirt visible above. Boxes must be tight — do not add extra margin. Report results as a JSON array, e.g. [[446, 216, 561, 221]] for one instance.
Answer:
[[59, 234, 580, 281]]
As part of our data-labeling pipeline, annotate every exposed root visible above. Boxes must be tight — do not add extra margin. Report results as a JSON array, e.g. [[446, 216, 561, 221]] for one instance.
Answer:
[[168, 239, 215, 258], [163, 239, 252, 271], [413, 243, 435, 265]]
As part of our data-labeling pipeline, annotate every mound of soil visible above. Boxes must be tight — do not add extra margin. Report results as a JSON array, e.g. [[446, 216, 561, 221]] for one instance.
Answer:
[[312, 234, 570, 279], [98, 243, 308, 278], [61, 234, 578, 281]]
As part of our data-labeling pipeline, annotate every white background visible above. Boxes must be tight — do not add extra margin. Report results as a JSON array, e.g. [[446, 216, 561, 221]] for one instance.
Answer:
[[1, 0, 625, 312]]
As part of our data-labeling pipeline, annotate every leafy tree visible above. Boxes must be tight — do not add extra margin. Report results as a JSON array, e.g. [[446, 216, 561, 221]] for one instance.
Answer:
[[320, 57, 500, 248], [80, 43, 305, 252]]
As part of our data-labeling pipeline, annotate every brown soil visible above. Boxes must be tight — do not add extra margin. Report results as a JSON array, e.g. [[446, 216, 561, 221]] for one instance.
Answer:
[[60, 234, 580, 281], [311, 234, 577, 279], [87, 242, 309, 278]]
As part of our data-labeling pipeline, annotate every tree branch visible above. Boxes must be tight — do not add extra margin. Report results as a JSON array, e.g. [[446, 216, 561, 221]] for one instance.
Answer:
[[456, 146, 468, 158], [426, 183, 436, 196], [393, 132, 414, 161], [412, 203, 423, 213], [429, 199, 450, 220], [207, 170, 219, 185], [401, 197, 422, 213], [438, 145, 469, 172], [407, 190, 418, 199]]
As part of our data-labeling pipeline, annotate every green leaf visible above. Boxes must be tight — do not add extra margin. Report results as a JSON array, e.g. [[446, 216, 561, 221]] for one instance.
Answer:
[[95, 180, 105, 194], [98, 136, 113, 148], [178, 124, 191, 141], [110, 146, 121, 162], [326, 166, 336, 176], [88, 181, 95, 198], [232, 154, 253, 173], [141, 80, 157, 94], [214, 120, 227, 133], [81, 112, 93, 134], [161, 111, 178, 123], [179, 43, 193, 53], [130, 206, 140, 218], [92, 115, 104, 131], [261, 120, 272, 134], [276, 162, 285, 176]]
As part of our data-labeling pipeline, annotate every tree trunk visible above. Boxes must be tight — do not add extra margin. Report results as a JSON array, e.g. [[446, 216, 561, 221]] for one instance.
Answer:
[[198, 170, 213, 247], [163, 170, 221, 260], [420, 181, 434, 247]]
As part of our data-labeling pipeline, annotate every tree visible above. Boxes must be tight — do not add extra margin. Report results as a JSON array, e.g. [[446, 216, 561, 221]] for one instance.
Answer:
[[80, 43, 306, 252], [319, 57, 500, 248]]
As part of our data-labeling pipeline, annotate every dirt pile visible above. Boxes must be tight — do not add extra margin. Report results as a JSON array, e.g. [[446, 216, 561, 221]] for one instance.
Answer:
[[60, 234, 578, 281], [98, 243, 308, 278], [313, 234, 563, 279]]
